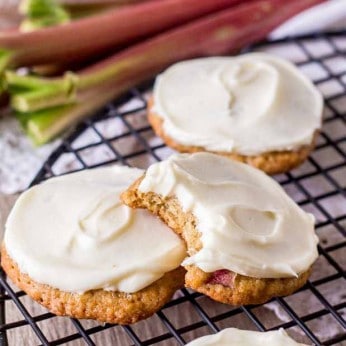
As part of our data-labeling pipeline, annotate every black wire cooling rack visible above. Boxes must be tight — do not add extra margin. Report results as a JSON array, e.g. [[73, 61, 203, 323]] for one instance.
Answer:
[[0, 31, 345, 346]]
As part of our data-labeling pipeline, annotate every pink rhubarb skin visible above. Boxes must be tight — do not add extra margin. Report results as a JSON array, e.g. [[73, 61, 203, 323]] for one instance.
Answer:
[[55, 0, 325, 145], [58, 0, 155, 5], [207, 270, 236, 287], [12, 0, 327, 144], [0, 0, 246, 67], [79, 0, 327, 92]]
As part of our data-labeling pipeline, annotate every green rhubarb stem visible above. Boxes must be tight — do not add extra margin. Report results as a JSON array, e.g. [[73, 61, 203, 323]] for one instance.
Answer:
[[20, 81, 120, 144], [1, 0, 246, 68], [6, 57, 135, 112], [19, 105, 73, 145], [77, 59, 136, 89], [0, 50, 12, 73], [5, 70, 76, 91], [6, 71, 78, 112], [8, 0, 327, 114], [20, 0, 70, 32], [12, 86, 73, 113], [0, 49, 13, 93]]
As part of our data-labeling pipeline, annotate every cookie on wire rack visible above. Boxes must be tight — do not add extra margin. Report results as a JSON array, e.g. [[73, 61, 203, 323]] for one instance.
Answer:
[[121, 153, 319, 305], [148, 53, 323, 174], [1, 166, 186, 324]]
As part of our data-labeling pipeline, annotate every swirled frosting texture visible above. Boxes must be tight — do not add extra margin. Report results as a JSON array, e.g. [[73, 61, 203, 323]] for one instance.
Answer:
[[186, 328, 309, 346], [139, 153, 318, 278], [152, 53, 323, 155], [4, 166, 186, 293]]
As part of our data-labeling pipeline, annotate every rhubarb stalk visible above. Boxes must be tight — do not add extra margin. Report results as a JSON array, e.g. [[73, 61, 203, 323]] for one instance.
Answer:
[[9, 0, 326, 112], [17, 80, 123, 144], [12, 0, 326, 144], [0, 49, 12, 74], [6, 71, 76, 111], [58, 0, 151, 4], [20, 0, 71, 32], [56, 0, 149, 18], [0, 49, 12, 92], [0, 0, 246, 69], [10, 0, 328, 144]]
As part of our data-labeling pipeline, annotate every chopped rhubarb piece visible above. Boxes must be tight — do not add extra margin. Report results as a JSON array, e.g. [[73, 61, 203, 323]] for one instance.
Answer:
[[207, 270, 236, 287]]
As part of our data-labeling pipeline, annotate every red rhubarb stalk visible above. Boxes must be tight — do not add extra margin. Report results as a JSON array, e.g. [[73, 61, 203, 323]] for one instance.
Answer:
[[58, 0, 152, 5], [0, 0, 246, 68], [81, 0, 326, 85], [12, 0, 326, 111], [12, 0, 326, 143], [56, 0, 154, 16]]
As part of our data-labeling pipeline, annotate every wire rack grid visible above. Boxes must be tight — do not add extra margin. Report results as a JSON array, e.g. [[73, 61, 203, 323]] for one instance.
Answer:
[[0, 31, 345, 346]]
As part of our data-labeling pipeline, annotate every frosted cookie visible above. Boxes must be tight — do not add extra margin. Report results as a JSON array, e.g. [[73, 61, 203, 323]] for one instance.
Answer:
[[1, 166, 186, 324], [121, 153, 319, 305], [186, 328, 309, 345], [148, 53, 323, 174]]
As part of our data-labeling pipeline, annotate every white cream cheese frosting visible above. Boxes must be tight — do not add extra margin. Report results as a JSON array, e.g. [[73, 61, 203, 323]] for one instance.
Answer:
[[139, 153, 319, 278], [4, 166, 186, 293], [152, 53, 323, 155], [186, 328, 309, 346]]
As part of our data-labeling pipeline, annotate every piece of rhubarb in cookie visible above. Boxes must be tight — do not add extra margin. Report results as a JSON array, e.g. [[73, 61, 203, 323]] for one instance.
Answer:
[[2, 166, 186, 324], [121, 153, 319, 305]]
